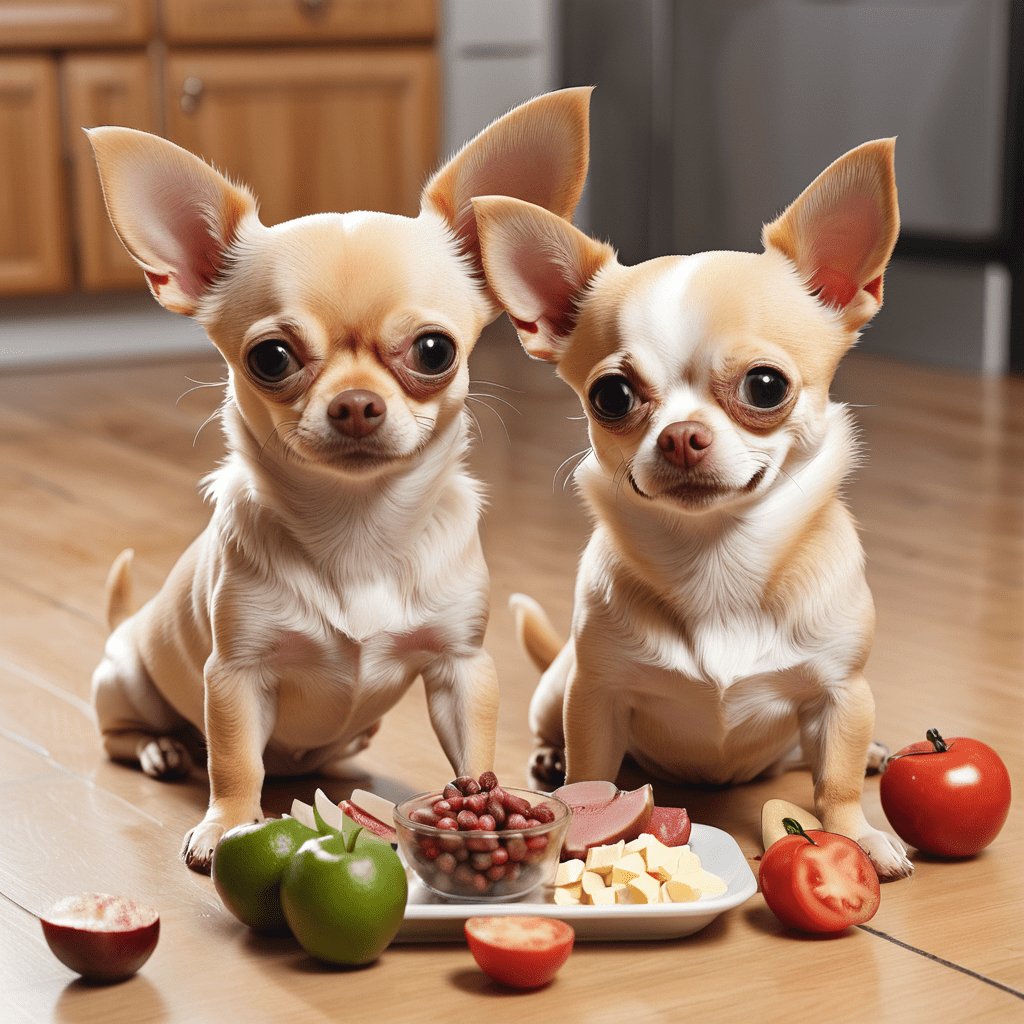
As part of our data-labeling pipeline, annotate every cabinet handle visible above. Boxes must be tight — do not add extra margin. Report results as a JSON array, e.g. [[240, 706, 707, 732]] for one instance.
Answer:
[[180, 77, 204, 115]]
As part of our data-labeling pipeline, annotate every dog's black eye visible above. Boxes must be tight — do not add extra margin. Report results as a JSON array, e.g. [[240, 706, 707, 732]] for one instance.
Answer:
[[248, 340, 301, 383], [410, 332, 457, 375], [588, 375, 636, 421], [740, 367, 788, 409]]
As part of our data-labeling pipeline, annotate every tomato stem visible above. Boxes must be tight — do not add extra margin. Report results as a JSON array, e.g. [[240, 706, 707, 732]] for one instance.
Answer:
[[926, 728, 949, 752], [782, 818, 818, 845]]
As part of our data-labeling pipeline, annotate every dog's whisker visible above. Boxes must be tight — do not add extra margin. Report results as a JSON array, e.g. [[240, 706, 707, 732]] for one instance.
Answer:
[[751, 448, 806, 495], [256, 420, 301, 463], [467, 395, 512, 445], [192, 406, 224, 447], [468, 391, 522, 416], [470, 378, 524, 395], [551, 447, 591, 494], [177, 378, 228, 406], [465, 406, 485, 442]]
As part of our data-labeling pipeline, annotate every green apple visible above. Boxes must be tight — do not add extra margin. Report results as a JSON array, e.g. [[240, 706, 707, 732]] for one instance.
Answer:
[[280, 827, 408, 966], [212, 817, 319, 934]]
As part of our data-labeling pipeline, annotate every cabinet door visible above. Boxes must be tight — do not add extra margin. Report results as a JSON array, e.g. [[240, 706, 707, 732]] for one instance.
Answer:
[[165, 47, 438, 224], [0, 57, 70, 295], [63, 52, 158, 290]]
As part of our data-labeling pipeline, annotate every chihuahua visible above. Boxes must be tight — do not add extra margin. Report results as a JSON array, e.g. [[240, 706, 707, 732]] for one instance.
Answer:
[[87, 88, 591, 872], [474, 139, 913, 879]]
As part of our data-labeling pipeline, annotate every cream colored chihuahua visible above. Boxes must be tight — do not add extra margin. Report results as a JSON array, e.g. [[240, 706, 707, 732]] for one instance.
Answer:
[[88, 88, 591, 872], [474, 139, 913, 879]]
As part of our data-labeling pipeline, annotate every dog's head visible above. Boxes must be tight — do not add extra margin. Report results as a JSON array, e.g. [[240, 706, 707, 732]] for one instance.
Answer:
[[87, 89, 591, 479], [474, 139, 899, 513]]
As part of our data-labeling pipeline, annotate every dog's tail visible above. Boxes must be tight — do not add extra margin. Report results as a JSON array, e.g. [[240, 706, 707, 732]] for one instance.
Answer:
[[509, 593, 564, 672], [104, 548, 135, 631]]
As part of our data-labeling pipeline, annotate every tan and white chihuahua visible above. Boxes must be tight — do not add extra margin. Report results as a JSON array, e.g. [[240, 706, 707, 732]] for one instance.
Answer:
[[88, 88, 591, 872], [474, 139, 914, 879]]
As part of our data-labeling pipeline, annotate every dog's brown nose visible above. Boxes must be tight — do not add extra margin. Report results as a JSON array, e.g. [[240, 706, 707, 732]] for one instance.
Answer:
[[328, 390, 386, 438], [658, 420, 712, 469]]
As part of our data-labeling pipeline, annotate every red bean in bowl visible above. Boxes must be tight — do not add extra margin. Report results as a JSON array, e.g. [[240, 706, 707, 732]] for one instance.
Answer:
[[394, 777, 571, 902]]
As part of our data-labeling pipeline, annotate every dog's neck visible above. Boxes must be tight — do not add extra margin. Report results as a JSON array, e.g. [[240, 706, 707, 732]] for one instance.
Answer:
[[576, 402, 860, 621], [202, 400, 483, 577]]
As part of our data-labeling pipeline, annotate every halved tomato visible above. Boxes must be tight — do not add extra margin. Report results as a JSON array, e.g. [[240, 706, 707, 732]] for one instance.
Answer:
[[464, 916, 574, 989], [759, 820, 880, 934]]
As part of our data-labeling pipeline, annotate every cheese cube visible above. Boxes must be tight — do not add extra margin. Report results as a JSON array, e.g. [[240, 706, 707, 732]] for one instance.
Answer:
[[623, 833, 656, 856], [644, 843, 681, 881], [581, 871, 607, 903], [661, 879, 699, 903], [671, 846, 702, 879], [554, 859, 586, 887], [686, 869, 728, 897], [553, 886, 582, 905], [614, 885, 637, 904], [585, 841, 625, 875], [590, 887, 618, 906], [610, 852, 648, 885], [626, 871, 662, 904], [556, 879, 583, 901]]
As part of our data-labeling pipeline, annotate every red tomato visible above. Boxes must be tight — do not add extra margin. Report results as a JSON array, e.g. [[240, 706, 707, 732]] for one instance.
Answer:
[[759, 821, 880, 934], [880, 729, 1011, 858], [464, 916, 574, 989]]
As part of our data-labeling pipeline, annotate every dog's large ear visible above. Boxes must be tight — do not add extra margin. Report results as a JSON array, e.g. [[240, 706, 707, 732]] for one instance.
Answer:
[[763, 138, 899, 332], [86, 127, 257, 316], [422, 87, 592, 317], [473, 195, 614, 362]]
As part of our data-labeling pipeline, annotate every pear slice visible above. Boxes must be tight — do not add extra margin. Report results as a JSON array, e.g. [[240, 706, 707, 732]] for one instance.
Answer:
[[761, 799, 822, 851]]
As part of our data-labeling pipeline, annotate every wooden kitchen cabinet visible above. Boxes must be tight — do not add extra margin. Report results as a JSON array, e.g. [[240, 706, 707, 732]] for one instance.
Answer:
[[63, 52, 159, 290], [0, 0, 438, 297], [0, 56, 71, 294], [165, 47, 438, 224], [161, 0, 434, 46]]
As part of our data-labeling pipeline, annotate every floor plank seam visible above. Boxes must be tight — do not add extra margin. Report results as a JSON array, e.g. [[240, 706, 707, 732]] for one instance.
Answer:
[[857, 924, 1024, 1000]]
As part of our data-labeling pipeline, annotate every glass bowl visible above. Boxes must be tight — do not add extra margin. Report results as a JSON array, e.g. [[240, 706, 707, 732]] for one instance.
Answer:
[[394, 786, 571, 902]]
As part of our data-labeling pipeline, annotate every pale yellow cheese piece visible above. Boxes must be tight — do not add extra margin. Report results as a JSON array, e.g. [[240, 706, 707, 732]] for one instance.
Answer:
[[644, 843, 681, 882], [581, 870, 607, 903], [554, 859, 586, 886], [556, 879, 583, 901], [685, 868, 728, 897], [671, 846, 702, 878], [623, 833, 656, 857], [661, 879, 699, 903], [610, 851, 648, 885], [590, 888, 618, 906], [626, 871, 662, 904], [553, 886, 582, 905], [585, 841, 625, 875], [614, 886, 636, 904]]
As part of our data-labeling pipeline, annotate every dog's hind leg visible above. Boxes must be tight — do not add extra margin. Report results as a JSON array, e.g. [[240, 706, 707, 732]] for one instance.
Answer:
[[526, 641, 575, 789], [91, 633, 195, 780]]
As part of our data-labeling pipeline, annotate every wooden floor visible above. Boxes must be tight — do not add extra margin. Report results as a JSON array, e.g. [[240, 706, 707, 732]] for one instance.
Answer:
[[1, 318, 1022, 1023]]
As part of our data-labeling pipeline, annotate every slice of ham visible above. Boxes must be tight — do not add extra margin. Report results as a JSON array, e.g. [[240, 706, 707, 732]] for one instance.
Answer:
[[552, 780, 655, 859]]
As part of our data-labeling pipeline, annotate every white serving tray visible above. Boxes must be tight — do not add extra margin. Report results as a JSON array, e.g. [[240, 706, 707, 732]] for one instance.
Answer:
[[395, 824, 757, 942]]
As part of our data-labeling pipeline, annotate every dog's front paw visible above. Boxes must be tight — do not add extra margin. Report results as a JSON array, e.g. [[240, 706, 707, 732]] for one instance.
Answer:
[[138, 736, 193, 780], [528, 746, 565, 791], [865, 741, 890, 775], [181, 808, 261, 874], [858, 827, 913, 881]]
